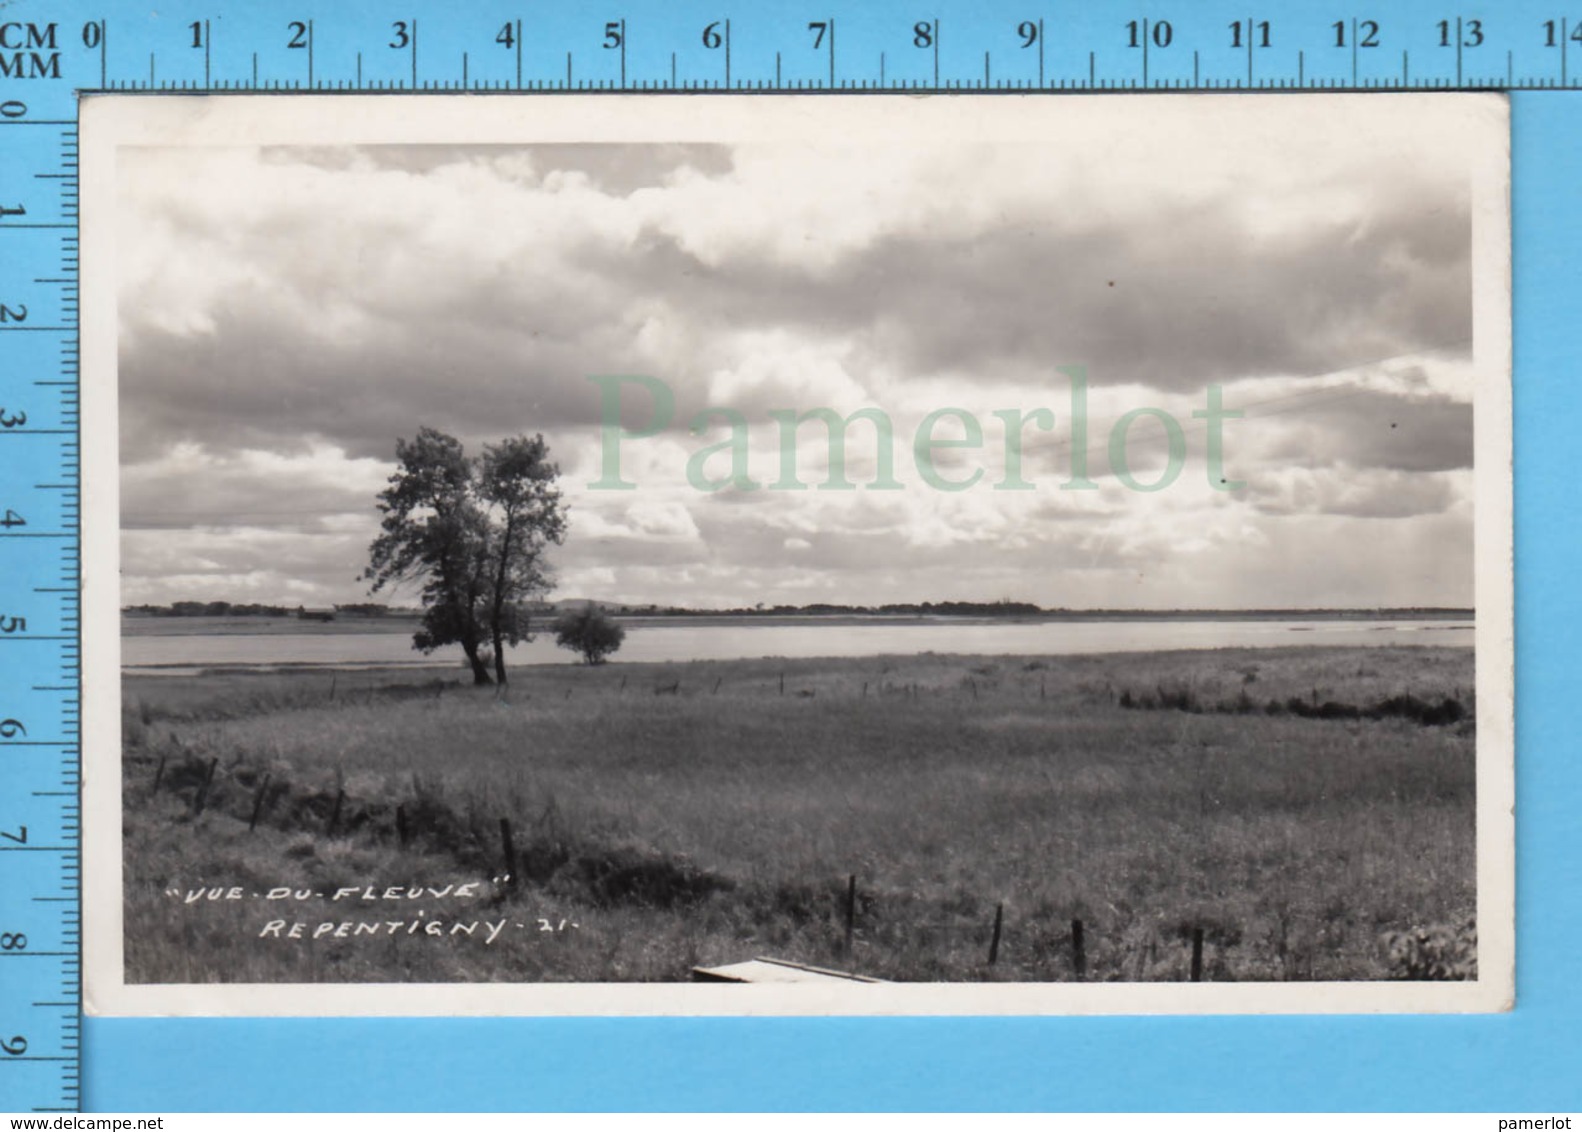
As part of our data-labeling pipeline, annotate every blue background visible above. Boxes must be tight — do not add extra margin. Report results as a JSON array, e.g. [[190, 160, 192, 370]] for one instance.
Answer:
[[2, 0, 1578, 1111], [82, 91, 1582, 1121]]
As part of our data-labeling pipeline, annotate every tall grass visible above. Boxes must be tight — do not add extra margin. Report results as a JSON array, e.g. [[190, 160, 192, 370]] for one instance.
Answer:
[[121, 646, 1475, 984]]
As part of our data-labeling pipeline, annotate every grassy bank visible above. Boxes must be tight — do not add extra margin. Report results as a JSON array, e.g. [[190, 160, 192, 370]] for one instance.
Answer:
[[121, 645, 1476, 984]]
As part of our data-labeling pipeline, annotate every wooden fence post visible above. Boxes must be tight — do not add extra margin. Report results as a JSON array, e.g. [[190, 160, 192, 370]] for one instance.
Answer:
[[396, 803, 409, 849], [326, 789, 345, 835], [192, 757, 218, 815], [329, 675, 337, 702], [1190, 927, 1204, 982], [248, 774, 271, 833], [779, 672, 785, 696], [843, 874, 857, 960], [713, 677, 722, 694], [152, 755, 166, 792], [1072, 918, 1086, 979], [500, 818, 517, 890], [988, 902, 1004, 965], [862, 681, 868, 698]]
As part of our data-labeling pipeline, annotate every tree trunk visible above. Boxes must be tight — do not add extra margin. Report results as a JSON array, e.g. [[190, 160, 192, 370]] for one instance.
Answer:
[[464, 644, 493, 685], [489, 513, 516, 688]]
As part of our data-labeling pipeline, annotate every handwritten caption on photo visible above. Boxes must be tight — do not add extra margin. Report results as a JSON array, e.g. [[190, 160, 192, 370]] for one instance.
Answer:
[[164, 881, 579, 943]]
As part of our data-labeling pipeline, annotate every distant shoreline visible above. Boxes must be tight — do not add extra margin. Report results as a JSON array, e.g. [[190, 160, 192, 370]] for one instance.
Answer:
[[121, 608, 1475, 643], [122, 607, 1474, 637]]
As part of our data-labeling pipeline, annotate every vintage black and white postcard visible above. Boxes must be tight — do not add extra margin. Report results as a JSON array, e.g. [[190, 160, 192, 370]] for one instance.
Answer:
[[80, 94, 1512, 1015]]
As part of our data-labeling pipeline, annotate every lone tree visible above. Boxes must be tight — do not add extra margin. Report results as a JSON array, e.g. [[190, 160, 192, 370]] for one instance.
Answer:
[[554, 604, 626, 666], [364, 428, 566, 685]]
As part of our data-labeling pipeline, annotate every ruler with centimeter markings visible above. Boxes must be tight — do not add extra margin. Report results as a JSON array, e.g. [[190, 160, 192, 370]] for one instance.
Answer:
[[0, 0, 1572, 1113], [0, 94, 81, 1116]]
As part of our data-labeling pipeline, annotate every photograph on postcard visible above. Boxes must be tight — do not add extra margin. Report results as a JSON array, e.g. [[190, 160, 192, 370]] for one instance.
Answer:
[[79, 93, 1513, 1015]]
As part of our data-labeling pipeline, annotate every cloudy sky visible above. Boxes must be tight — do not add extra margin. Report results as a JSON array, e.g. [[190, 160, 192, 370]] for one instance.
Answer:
[[116, 97, 1496, 611]]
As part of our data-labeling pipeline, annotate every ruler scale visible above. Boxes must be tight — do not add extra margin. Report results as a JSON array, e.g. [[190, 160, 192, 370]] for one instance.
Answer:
[[0, 0, 1572, 1114], [0, 79, 83, 1112], [1, 8, 1579, 94]]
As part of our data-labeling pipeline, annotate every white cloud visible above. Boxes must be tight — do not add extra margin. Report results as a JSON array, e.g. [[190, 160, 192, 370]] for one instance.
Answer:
[[115, 100, 1488, 610]]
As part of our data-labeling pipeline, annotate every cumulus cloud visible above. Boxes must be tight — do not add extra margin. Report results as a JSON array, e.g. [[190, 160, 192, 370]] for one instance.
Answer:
[[115, 98, 1493, 610]]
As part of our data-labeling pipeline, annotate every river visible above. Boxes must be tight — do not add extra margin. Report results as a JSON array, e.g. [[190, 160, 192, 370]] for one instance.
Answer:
[[120, 617, 1473, 674]]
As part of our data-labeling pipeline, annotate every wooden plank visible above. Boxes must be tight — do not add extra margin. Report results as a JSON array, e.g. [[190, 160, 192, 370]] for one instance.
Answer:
[[692, 957, 885, 984]]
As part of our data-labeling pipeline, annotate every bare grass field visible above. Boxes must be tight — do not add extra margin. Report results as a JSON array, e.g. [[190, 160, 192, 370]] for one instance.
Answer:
[[120, 645, 1476, 985]]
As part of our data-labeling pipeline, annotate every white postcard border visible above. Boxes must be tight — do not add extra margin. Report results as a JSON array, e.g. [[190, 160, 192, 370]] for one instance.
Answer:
[[80, 93, 1514, 1017]]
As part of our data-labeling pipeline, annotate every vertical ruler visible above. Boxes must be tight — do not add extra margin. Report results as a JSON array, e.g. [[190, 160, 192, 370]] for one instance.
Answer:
[[0, 0, 1575, 1115], [0, 96, 82, 1115]]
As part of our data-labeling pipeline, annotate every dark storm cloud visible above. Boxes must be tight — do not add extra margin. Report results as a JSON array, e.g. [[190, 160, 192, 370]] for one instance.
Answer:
[[120, 311, 608, 463], [120, 454, 382, 532], [119, 141, 1470, 469], [1248, 386, 1473, 474], [603, 184, 1471, 397]]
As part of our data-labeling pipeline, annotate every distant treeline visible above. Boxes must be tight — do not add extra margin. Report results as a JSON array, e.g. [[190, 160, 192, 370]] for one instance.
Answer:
[[595, 602, 1472, 620], [715, 600, 1044, 617], [122, 601, 407, 618], [573, 600, 1046, 617], [122, 599, 1473, 621]]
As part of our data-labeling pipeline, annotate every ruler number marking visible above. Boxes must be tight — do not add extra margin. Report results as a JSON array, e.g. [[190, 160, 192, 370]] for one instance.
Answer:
[[0, 826, 26, 844], [1542, 18, 1582, 46], [1128, 19, 1173, 48], [1335, 19, 1381, 47], [1440, 18, 1484, 47], [803, 18, 835, 84], [1230, 20, 1272, 49], [701, 20, 731, 87], [83, 20, 107, 86], [1542, 18, 1581, 84]]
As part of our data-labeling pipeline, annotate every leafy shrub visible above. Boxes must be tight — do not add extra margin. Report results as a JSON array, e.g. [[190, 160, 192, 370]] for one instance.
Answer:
[[1382, 918, 1476, 980], [553, 604, 626, 665]]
